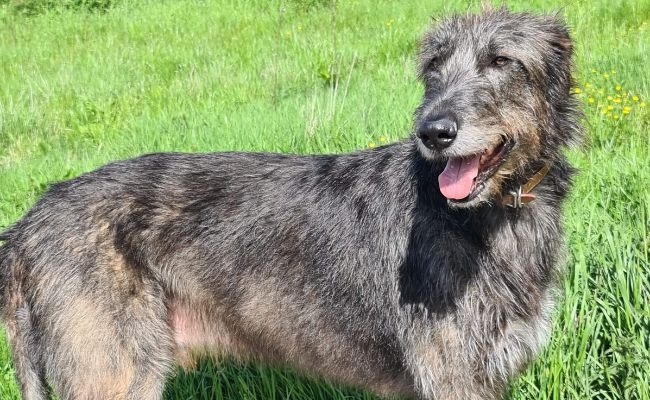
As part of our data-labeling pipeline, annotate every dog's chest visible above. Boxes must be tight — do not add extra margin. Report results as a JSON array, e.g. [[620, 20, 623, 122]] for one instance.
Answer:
[[476, 287, 555, 378], [401, 217, 560, 398], [403, 286, 554, 399]]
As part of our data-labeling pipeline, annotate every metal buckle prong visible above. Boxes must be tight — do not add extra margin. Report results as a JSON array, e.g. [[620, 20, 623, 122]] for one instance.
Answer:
[[507, 186, 523, 209]]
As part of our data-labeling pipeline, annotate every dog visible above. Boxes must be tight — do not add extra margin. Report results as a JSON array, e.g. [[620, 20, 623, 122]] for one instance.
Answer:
[[0, 9, 581, 400]]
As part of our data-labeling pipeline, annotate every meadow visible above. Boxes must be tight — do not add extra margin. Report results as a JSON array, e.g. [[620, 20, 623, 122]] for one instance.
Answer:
[[0, 0, 648, 398]]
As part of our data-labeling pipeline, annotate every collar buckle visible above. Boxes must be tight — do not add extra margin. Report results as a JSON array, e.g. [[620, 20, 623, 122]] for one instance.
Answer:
[[506, 186, 523, 209], [501, 163, 551, 208]]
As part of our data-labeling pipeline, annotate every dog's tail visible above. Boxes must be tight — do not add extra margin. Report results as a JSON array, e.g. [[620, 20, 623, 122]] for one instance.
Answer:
[[0, 227, 50, 398], [0, 226, 17, 316]]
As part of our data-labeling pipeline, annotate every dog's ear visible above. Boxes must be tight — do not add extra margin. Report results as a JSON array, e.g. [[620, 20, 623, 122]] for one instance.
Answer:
[[550, 30, 573, 58], [544, 15, 573, 59]]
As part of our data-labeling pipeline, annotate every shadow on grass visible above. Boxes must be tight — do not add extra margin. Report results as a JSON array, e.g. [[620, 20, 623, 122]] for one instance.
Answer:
[[163, 358, 381, 400]]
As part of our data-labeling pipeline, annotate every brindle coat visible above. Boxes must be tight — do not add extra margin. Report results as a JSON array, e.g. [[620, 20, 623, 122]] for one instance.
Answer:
[[0, 9, 581, 400]]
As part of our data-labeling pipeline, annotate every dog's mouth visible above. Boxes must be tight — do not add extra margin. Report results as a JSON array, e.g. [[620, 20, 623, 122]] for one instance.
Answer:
[[438, 138, 515, 202]]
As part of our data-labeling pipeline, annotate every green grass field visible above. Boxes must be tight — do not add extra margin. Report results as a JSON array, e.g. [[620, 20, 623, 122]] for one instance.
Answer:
[[0, 0, 649, 398]]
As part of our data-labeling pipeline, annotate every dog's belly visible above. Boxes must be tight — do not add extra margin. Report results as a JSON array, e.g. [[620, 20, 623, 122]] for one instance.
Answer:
[[167, 297, 416, 398], [169, 300, 244, 368]]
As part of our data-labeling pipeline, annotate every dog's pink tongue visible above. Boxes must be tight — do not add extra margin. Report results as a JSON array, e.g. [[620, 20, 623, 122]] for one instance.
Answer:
[[438, 155, 481, 200]]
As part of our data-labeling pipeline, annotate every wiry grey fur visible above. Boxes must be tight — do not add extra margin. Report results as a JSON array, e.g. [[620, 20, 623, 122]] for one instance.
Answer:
[[0, 9, 581, 400]]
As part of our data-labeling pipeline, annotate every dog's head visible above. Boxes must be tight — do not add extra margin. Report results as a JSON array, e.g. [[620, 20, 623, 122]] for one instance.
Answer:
[[414, 10, 581, 208]]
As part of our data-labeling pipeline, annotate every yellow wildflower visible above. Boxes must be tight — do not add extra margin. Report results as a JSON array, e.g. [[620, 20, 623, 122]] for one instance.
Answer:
[[588, 98, 595, 104], [607, 105, 614, 111], [573, 88, 582, 94], [615, 85, 622, 91], [379, 136, 387, 143], [632, 96, 639, 102], [369, 142, 376, 148]]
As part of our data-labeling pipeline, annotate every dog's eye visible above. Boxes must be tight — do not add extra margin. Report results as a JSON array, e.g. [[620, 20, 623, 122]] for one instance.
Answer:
[[427, 57, 441, 72], [492, 56, 511, 67]]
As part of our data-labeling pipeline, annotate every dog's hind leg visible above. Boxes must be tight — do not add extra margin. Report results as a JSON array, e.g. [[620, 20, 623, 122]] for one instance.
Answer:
[[4, 304, 48, 400], [37, 283, 175, 400]]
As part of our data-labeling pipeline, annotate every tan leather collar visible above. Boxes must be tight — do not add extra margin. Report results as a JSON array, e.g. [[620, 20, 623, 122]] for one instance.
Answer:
[[501, 163, 551, 208]]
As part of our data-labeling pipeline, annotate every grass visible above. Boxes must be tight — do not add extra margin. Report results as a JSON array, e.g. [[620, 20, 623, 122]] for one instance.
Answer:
[[0, 0, 648, 398]]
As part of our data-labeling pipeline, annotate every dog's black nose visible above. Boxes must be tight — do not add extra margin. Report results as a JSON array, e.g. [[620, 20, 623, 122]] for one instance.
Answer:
[[417, 117, 458, 149]]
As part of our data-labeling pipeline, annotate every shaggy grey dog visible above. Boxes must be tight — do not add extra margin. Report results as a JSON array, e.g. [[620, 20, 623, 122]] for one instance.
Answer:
[[0, 9, 581, 400]]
